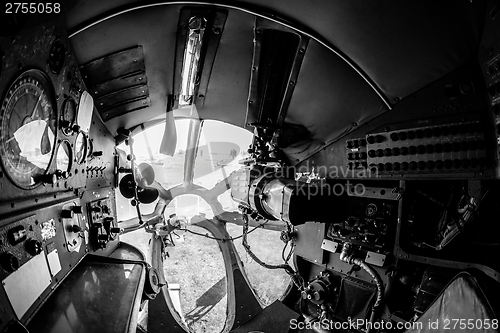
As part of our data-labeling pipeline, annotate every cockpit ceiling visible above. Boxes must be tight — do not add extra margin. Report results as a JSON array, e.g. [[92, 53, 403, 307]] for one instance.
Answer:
[[66, 0, 486, 150]]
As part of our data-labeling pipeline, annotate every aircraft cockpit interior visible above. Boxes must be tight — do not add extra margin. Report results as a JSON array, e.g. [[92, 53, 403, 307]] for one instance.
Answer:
[[1, 1, 500, 332]]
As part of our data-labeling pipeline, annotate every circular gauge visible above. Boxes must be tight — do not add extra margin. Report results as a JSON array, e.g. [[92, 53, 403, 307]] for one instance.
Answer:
[[0, 69, 57, 189], [365, 203, 378, 217], [75, 132, 87, 164], [55, 141, 72, 178], [61, 97, 77, 135]]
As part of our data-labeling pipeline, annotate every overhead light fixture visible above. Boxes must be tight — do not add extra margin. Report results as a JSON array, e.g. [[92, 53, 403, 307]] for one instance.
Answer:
[[179, 16, 206, 107]]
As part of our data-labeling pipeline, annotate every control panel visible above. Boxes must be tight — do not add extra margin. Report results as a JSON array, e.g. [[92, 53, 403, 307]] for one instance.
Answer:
[[326, 195, 398, 253], [365, 119, 490, 174], [87, 196, 120, 251], [345, 138, 368, 170]]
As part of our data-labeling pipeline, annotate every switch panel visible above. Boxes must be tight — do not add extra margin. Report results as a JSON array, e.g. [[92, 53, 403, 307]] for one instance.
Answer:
[[87, 197, 118, 250]]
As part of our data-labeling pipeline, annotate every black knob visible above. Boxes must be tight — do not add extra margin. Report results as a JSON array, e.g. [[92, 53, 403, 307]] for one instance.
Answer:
[[418, 161, 426, 170], [468, 141, 478, 150], [416, 129, 424, 138], [377, 163, 385, 171], [369, 164, 378, 173], [348, 162, 354, 169], [110, 227, 122, 234], [424, 128, 433, 137], [392, 162, 401, 171], [426, 160, 435, 170], [466, 123, 477, 134], [433, 127, 442, 137], [354, 153, 360, 160], [458, 125, 467, 134], [348, 153, 354, 160], [460, 142, 469, 151], [391, 147, 400, 156], [452, 142, 461, 152], [360, 139, 367, 146], [401, 162, 409, 170], [93, 151, 103, 157], [353, 140, 360, 148], [347, 141, 353, 148], [435, 160, 444, 169], [450, 125, 459, 135], [360, 152, 367, 159], [91, 206, 102, 213], [25, 239, 43, 256], [398, 132, 407, 140], [384, 162, 392, 171], [384, 148, 392, 156], [409, 161, 418, 170], [462, 159, 470, 168], [470, 158, 479, 168], [407, 131, 416, 140], [367, 136, 375, 144], [61, 209, 74, 219], [441, 127, 450, 136], [417, 145, 426, 154], [443, 143, 452, 152], [409, 146, 417, 155], [354, 162, 361, 168], [477, 141, 485, 150], [368, 150, 376, 158], [444, 160, 453, 169], [376, 135, 384, 143], [376, 149, 384, 157], [400, 147, 409, 155], [453, 159, 462, 169], [390, 133, 399, 141], [425, 144, 434, 154], [434, 144, 443, 153], [1, 252, 19, 272], [72, 206, 83, 214]]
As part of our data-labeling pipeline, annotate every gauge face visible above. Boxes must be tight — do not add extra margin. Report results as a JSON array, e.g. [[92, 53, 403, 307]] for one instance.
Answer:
[[61, 97, 77, 135], [0, 69, 57, 189], [365, 203, 378, 217], [56, 141, 72, 174], [75, 132, 87, 164]]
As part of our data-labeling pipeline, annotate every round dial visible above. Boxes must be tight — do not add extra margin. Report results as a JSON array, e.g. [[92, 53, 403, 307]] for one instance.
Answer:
[[0, 69, 57, 189], [75, 132, 87, 164], [365, 203, 378, 217], [56, 141, 72, 178], [61, 97, 77, 135]]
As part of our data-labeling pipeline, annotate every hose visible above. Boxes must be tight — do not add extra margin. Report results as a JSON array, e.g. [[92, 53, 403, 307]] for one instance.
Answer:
[[339, 243, 384, 333]]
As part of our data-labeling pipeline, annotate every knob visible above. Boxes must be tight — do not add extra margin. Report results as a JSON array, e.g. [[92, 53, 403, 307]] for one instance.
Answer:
[[418, 161, 426, 170], [102, 205, 111, 214], [91, 206, 102, 213], [466, 123, 477, 134], [416, 129, 424, 139], [110, 227, 122, 234], [384, 162, 392, 171], [444, 160, 453, 169], [433, 127, 442, 137], [392, 162, 401, 171], [450, 126, 459, 135], [93, 151, 103, 157], [42, 173, 57, 185], [434, 144, 443, 153], [477, 141, 485, 150], [441, 127, 450, 136], [462, 159, 470, 168], [453, 159, 462, 169], [458, 125, 467, 134], [353, 153, 359, 160], [409, 161, 417, 170], [470, 158, 479, 168], [417, 145, 425, 154], [367, 136, 375, 144], [1, 252, 19, 272], [348, 162, 354, 169], [360, 139, 367, 146], [369, 164, 377, 173], [424, 128, 433, 138], [390, 133, 399, 141], [377, 163, 385, 171], [348, 153, 354, 160], [409, 146, 417, 155], [400, 147, 409, 155], [391, 147, 400, 156], [468, 141, 478, 150], [376, 149, 384, 157], [55, 170, 69, 179], [368, 150, 376, 158], [375, 135, 384, 143], [426, 160, 435, 170], [401, 162, 409, 170], [407, 131, 415, 140], [461, 142, 469, 151], [347, 141, 353, 148], [353, 140, 360, 147], [72, 206, 83, 214], [435, 160, 444, 169], [25, 239, 43, 256], [61, 209, 74, 219], [425, 145, 434, 154], [72, 124, 81, 133], [383, 148, 392, 156], [398, 132, 407, 140], [452, 142, 461, 152], [443, 143, 452, 152]]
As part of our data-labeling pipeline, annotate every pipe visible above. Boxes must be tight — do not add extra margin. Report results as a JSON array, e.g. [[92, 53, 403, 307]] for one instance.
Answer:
[[339, 243, 384, 333]]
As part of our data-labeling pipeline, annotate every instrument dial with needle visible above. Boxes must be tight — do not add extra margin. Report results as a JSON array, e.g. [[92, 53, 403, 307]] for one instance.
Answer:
[[0, 69, 58, 189]]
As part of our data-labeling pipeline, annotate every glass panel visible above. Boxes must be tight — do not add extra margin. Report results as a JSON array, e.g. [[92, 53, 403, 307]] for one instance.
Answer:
[[227, 225, 292, 306]]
